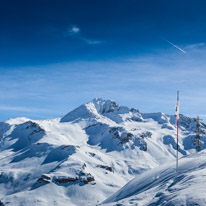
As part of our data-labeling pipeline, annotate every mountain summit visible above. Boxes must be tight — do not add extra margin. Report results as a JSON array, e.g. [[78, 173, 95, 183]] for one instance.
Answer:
[[61, 98, 141, 123]]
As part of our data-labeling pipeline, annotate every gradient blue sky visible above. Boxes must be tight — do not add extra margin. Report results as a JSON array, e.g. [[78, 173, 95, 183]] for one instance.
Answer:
[[1, 0, 206, 120]]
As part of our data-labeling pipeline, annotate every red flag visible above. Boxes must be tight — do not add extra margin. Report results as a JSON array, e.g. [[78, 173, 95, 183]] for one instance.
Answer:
[[175, 91, 179, 122]]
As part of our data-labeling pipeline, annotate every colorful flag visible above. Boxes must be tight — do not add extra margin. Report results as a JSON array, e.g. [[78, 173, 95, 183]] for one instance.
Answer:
[[175, 91, 179, 121]]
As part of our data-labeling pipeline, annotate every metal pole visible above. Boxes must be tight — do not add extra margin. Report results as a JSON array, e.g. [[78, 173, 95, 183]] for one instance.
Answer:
[[176, 118, 178, 173]]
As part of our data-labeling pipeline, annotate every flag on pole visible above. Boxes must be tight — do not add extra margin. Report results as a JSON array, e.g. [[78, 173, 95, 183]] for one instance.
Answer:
[[175, 91, 179, 122], [175, 91, 179, 174]]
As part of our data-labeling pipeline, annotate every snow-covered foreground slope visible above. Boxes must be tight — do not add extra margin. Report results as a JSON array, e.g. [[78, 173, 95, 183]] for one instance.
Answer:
[[102, 151, 206, 206], [0, 98, 205, 206]]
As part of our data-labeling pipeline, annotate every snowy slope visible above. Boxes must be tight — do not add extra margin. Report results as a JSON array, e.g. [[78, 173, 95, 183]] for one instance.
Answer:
[[0, 98, 205, 206], [102, 151, 206, 206]]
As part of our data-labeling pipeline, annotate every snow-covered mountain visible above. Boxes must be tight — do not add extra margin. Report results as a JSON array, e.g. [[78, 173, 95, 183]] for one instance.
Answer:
[[0, 98, 205, 206], [102, 151, 206, 206]]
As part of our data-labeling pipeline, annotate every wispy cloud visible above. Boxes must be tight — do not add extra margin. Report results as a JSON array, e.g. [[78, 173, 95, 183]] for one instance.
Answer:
[[186, 43, 206, 49], [66, 25, 104, 45], [68, 25, 80, 35], [166, 40, 186, 53], [80, 38, 103, 45], [0, 105, 58, 114], [2, 46, 206, 120]]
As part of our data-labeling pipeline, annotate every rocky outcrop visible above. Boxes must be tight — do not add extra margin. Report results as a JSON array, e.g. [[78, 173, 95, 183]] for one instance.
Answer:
[[80, 175, 95, 184], [97, 165, 113, 172], [54, 176, 79, 184], [37, 174, 51, 184], [0, 200, 5, 206], [54, 172, 95, 185]]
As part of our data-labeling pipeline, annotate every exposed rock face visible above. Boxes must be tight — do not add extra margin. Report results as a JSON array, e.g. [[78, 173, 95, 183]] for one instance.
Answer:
[[54, 176, 79, 184], [82, 177, 95, 184], [80, 173, 95, 184], [97, 165, 113, 172], [25, 121, 45, 134], [119, 132, 133, 144], [0, 200, 5, 206], [37, 174, 51, 184], [54, 173, 95, 185], [140, 131, 152, 139]]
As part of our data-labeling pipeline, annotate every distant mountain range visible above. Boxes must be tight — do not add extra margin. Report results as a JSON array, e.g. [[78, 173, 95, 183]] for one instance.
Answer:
[[0, 98, 205, 206]]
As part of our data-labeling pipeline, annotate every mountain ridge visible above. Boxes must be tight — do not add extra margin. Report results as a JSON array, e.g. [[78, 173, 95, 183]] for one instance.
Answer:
[[0, 98, 205, 206]]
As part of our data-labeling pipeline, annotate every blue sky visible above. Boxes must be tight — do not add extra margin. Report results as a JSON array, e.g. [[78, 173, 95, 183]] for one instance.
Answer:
[[1, 0, 206, 120]]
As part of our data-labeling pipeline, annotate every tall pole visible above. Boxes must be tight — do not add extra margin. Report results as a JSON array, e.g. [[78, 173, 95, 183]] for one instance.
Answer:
[[176, 114, 178, 173], [175, 91, 179, 174]]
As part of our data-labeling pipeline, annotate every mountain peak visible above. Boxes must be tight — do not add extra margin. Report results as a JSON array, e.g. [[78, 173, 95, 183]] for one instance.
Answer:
[[90, 98, 123, 114], [60, 98, 132, 123]]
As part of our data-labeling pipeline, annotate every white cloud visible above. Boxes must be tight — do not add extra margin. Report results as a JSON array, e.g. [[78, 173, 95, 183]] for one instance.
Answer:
[[67, 25, 103, 45], [68, 25, 80, 34], [71, 27, 80, 33]]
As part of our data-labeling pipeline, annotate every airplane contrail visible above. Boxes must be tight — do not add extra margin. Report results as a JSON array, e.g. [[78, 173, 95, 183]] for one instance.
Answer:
[[166, 40, 186, 53]]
